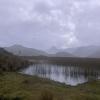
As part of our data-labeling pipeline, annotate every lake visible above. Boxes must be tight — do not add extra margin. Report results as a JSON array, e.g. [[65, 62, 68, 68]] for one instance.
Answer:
[[21, 64, 100, 86]]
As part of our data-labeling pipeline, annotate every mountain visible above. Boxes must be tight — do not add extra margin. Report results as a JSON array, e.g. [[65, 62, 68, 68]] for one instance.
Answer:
[[89, 50, 100, 58], [4, 45, 48, 56], [47, 46, 62, 54], [64, 45, 100, 57], [4, 45, 100, 58], [47, 45, 100, 58], [0, 48, 12, 56], [50, 52, 75, 57]]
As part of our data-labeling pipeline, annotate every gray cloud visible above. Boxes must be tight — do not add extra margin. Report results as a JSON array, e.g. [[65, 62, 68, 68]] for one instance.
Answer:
[[74, 0, 100, 46], [0, 0, 100, 49]]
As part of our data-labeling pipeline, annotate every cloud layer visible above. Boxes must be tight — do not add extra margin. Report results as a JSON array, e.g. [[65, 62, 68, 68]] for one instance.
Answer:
[[0, 0, 100, 49]]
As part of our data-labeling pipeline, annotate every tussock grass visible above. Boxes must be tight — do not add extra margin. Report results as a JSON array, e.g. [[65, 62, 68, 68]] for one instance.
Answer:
[[0, 72, 100, 100], [39, 90, 54, 100]]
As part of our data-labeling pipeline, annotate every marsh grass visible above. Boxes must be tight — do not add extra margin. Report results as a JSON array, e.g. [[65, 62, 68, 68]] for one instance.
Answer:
[[0, 73, 100, 100], [0, 95, 22, 100], [40, 90, 54, 100]]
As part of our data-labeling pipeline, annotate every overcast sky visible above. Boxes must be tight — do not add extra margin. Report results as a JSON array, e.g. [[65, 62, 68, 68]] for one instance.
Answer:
[[0, 0, 100, 50]]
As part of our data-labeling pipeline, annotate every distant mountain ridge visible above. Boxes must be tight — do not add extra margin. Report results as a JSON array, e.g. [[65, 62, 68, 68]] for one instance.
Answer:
[[3, 45, 100, 58], [66, 45, 100, 57], [48, 45, 100, 58], [5, 45, 48, 56], [4, 45, 75, 57], [89, 50, 100, 58], [47, 46, 62, 54], [0, 48, 12, 56], [50, 45, 100, 58]]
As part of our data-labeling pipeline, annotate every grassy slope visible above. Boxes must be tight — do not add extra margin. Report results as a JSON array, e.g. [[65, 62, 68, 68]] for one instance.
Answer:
[[0, 73, 100, 100]]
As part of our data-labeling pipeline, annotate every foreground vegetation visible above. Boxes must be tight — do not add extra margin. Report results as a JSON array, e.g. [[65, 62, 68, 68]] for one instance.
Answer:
[[0, 49, 30, 72], [0, 72, 100, 100], [0, 48, 100, 100]]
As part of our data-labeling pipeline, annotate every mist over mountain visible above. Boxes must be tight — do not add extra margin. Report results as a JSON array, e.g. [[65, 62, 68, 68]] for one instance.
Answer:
[[3, 44, 100, 58], [4, 45, 48, 56], [47, 46, 63, 54], [47, 45, 100, 58], [89, 50, 100, 58], [65, 45, 100, 57], [4, 45, 74, 57], [0, 0, 100, 100]]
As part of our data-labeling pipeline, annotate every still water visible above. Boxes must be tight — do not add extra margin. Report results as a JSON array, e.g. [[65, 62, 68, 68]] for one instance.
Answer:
[[21, 64, 100, 86]]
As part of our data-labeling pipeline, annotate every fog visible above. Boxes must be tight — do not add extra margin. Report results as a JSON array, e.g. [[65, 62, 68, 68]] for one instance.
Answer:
[[0, 0, 100, 50]]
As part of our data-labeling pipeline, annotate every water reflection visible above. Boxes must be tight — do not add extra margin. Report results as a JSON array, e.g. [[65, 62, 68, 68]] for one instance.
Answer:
[[21, 64, 100, 86]]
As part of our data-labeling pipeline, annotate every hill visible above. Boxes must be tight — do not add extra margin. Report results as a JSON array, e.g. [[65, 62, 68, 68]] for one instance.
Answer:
[[47, 46, 62, 54], [5, 45, 48, 56], [47, 45, 100, 57], [0, 47, 29, 72], [89, 50, 100, 58], [0, 48, 12, 56], [62, 45, 100, 57]]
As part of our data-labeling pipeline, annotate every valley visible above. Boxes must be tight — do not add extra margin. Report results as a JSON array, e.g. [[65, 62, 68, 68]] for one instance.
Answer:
[[0, 45, 100, 100]]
